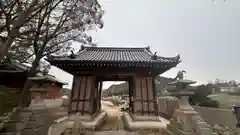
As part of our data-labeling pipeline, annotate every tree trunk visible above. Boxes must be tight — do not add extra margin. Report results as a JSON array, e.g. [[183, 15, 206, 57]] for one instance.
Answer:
[[0, 32, 17, 62], [20, 58, 40, 107]]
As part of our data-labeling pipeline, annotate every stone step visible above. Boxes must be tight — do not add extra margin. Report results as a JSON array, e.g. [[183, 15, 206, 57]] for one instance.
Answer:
[[93, 130, 139, 135]]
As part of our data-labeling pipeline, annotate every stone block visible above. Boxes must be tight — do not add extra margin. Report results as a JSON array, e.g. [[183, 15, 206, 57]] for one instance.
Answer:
[[167, 124, 187, 135], [133, 115, 160, 121], [137, 129, 163, 135], [197, 128, 215, 135], [122, 112, 167, 131]]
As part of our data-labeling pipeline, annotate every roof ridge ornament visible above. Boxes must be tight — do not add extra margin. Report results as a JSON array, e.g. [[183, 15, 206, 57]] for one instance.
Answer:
[[152, 52, 158, 60], [69, 50, 76, 59], [176, 54, 180, 59], [81, 45, 86, 50], [174, 70, 186, 80], [146, 46, 150, 51]]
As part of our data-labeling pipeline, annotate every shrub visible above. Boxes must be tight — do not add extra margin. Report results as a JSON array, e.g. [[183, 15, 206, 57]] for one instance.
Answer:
[[198, 97, 220, 108], [189, 95, 219, 108], [0, 86, 20, 115]]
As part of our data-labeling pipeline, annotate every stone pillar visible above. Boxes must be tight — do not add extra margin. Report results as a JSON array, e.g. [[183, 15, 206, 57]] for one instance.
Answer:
[[177, 92, 194, 111], [164, 92, 218, 135], [69, 75, 96, 116], [133, 76, 157, 118], [29, 90, 47, 109]]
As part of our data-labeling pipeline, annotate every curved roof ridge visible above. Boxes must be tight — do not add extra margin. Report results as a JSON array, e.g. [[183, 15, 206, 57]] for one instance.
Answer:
[[143, 47, 154, 56], [143, 49, 180, 61], [81, 45, 149, 51], [75, 47, 88, 55], [158, 54, 180, 60]]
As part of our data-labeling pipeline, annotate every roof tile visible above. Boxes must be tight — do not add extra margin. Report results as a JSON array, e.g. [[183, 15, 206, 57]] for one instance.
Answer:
[[50, 46, 180, 63]]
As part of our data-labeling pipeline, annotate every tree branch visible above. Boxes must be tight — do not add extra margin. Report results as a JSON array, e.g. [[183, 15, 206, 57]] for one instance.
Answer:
[[20, 53, 35, 63]]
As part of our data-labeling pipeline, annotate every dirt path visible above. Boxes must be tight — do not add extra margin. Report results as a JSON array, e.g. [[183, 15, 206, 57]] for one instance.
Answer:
[[99, 101, 124, 131]]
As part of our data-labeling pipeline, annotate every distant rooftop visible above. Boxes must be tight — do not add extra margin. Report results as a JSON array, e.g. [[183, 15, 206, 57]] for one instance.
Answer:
[[29, 74, 67, 85], [0, 60, 31, 72], [216, 82, 238, 88]]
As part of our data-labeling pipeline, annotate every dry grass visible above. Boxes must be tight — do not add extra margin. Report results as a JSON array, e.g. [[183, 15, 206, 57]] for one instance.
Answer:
[[209, 93, 240, 109]]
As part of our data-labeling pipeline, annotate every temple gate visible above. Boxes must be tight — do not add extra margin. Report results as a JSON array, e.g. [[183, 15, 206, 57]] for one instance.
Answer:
[[47, 46, 180, 119]]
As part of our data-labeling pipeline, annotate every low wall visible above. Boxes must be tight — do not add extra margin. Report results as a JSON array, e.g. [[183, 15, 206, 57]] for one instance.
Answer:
[[158, 96, 179, 118], [193, 106, 237, 130], [157, 96, 238, 130], [44, 99, 63, 108]]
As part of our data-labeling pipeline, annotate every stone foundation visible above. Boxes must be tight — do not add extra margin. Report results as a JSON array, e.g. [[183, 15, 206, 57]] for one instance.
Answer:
[[48, 111, 107, 135], [133, 115, 160, 121], [122, 112, 167, 131]]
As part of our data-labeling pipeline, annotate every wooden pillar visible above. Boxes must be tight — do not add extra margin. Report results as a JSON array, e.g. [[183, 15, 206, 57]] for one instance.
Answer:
[[98, 81, 103, 111], [128, 77, 134, 114], [69, 75, 96, 115], [133, 76, 156, 116], [92, 79, 99, 114]]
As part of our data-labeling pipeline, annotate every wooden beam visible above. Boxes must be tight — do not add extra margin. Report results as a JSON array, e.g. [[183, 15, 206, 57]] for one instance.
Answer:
[[152, 76, 158, 116], [145, 77, 150, 116], [68, 76, 76, 113], [140, 78, 144, 115], [128, 77, 133, 114], [76, 77, 83, 112], [82, 76, 88, 115], [99, 81, 103, 111], [58, 66, 166, 76]]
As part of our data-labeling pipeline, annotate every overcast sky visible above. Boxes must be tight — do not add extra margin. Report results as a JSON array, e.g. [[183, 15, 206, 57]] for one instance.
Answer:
[[49, 0, 240, 89]]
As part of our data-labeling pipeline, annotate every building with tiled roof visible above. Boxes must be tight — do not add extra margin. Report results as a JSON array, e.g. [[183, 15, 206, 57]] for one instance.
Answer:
[[216, 82, 239, 92], [47, 46, 181, 75], [0, 60, 31, 91], [29, 74, 67, 99], [47, 46, 181, 116]]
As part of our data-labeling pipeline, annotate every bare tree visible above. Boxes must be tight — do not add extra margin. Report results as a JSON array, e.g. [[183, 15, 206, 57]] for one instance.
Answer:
[[0, 0, 58, 61], [18, 0, 104, 106]]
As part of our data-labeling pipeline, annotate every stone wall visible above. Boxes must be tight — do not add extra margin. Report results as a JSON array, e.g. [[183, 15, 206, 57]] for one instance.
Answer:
[[157, 97, 239, 135], [158, 97, 219, 135], [158, 96, 179, 118], [158, 97, 237, 130], [1, 108, 57, 135], [193, 106, 237, 130]]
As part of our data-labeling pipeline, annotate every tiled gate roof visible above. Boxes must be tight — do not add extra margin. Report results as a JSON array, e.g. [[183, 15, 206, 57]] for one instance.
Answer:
[[48, 46, 180, 63], [46, 46, 181, 72]]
